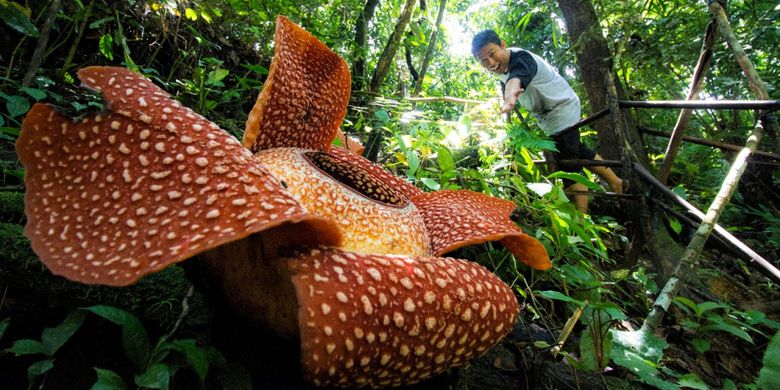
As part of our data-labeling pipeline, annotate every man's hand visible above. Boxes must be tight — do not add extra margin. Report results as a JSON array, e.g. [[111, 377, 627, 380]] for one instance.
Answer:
[[501, 78, 524, 114]]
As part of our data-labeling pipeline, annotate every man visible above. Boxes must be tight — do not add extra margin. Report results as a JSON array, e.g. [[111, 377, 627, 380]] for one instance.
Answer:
[[472, 29, 623, 212]]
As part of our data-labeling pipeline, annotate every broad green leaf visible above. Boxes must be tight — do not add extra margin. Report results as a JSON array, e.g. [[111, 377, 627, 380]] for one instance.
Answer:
[[548, 171, 602, 191], [677, 373, 708, 389], [672, 296, 697, 315], [20, 87, 46, 101], [705, 318, 753, 343], [7, 339, 46, 356], [42, 310, 86, 356], [0, 1, 39, 37], [611, 329, 667, 364], [99, 34, 114, 60], [420, 177, 440, 191], [697, 301, 727, 315], [84, 306, 150, 373], [27, 359, 54, 381], [692, 338, 710, 353], [206, 68, 229, 86], [0, 115, 5, 127], [436, 146, 455, 172], [92, 368, 128, 390], [535, 290, 584, 306], [589, 302, 628, 321], [758, 331, 780, 390], [741, 310, 766, 325], [374, 109, 390, 123], [134, 363, 170, 390], [2, 94, 29, 117], [91, 368, 128, 390], [170, 339, 209, 384], [580, 323, 612, 371], [406, 151, 419, 176]]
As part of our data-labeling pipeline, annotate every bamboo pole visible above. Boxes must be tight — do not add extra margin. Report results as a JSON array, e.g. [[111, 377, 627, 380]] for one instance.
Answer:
[[634, 162, 780, 283], [642, 3, 780, 333], [709, 3, 769, 100], [642, 121, 764, 332], [657, 20, 718, 184]]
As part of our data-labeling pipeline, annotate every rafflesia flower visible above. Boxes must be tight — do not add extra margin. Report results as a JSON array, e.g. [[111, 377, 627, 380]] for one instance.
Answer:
[[16, 16, 551, 388]]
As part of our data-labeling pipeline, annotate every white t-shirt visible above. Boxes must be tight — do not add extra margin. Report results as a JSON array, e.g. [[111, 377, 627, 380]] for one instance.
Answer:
[[498, 48, 581, 135]]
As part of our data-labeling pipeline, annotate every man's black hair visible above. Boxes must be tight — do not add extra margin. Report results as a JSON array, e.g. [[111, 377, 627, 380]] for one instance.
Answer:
[[471, 29, 502, 57]]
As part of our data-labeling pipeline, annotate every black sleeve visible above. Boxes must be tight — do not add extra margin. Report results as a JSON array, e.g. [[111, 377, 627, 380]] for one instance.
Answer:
[[507, 50, 537, 89]]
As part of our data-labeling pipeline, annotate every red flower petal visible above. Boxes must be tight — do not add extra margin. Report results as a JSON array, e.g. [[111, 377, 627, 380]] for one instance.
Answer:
[[16, 67, 341, 286], [243, 16, 350, 153], [411, 190, 551, 270], [287, 247, 520, 388]]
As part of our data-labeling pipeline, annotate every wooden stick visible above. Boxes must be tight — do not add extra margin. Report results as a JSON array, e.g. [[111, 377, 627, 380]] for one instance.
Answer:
[[634, 162, 780, 284], [639, 127, 780, 160], [406, 96, 488, 105], [658, 20, 718, 184], [642, 118, 766, 332], [619, 100, 779, 109]]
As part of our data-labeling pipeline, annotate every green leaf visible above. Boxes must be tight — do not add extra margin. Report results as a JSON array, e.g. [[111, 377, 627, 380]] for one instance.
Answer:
[[611, 329, 667, 364], [580, 323, 612, 371], [406, 151, 419, 177], [88, 16, 113, 29], [99, 33, 114, 60], [705, 318, 753, 343], [84, 305, 150, 373], [677, 373, 708, 389], [91, 368, 128, 390], [535, 290, 584, 306], [420, 177, 440, 190], [548, 171, 602, 191], [374, 109, 390, 123], [170, 339, 209, 384], [20, 87, 46, 101], [184, 8, 198, 21], [758, 331, 780, 390], [134, 363, 170, 390], [27, 359, 54, 382], [7, 339, 46, 356], [206, 68, 229, 86], [533, 340, 551, 349], [692, 338, 710, 353], [436, 146, 455, 172], [3, 94, 30, 117], [0, 2, 39, 37], [668, 217, 682, 234], [42, 310, 86, 356]]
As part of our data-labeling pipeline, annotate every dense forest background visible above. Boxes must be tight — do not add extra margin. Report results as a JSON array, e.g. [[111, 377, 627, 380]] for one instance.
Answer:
[[0, 0, 779, 389]]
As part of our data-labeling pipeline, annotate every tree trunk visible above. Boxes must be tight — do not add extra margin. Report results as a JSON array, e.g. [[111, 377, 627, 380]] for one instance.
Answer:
[[556, 0, 646, 166], [412, 0, 447, 97], [369, 0, 417, 93], [557, 0, 682, 276], [351, 0, 381, 93]]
